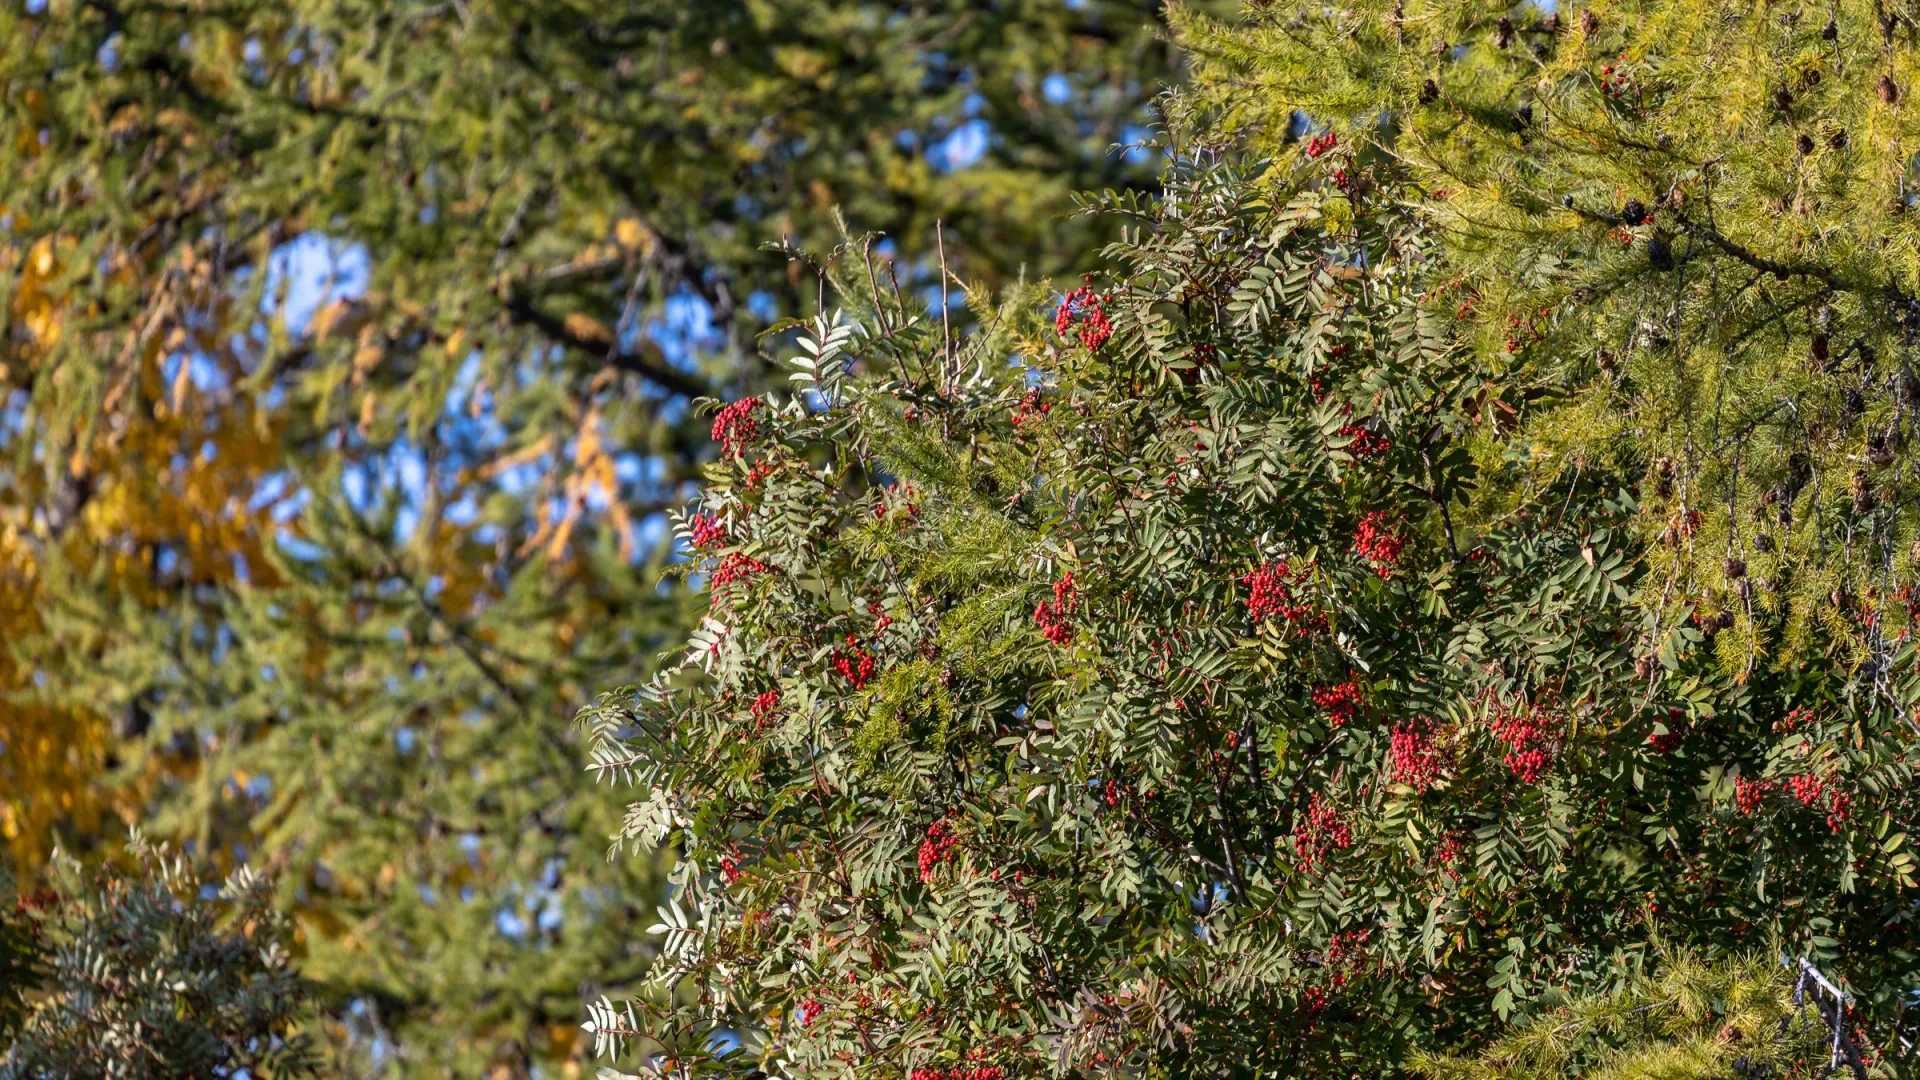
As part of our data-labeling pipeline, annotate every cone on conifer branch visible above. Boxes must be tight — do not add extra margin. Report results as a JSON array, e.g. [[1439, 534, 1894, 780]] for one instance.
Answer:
[[1648, 233, 1674, 270]]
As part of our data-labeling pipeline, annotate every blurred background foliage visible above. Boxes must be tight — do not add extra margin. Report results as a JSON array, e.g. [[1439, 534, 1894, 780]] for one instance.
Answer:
[[0, 0, 1223, 1073]]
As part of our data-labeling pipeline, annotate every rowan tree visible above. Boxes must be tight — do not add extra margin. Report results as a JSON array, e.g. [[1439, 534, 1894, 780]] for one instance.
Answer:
[[577, 124, 1920, 1076], [0, 836, 318, 1079]]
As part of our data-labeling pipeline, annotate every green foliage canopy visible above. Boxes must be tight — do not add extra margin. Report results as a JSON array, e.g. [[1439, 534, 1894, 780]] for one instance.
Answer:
[[579, 129, 1920, 1076]]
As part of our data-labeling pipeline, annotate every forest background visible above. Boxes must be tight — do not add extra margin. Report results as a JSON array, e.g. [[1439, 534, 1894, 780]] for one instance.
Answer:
[[0, 1, 1219, 1074]]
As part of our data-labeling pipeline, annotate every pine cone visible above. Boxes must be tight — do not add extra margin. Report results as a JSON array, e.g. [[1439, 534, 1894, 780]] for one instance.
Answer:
[[1850, 472, 1874, 514], [1724, 557, 1746, 580], [1797, 132, 1816, 155], [1579, 8, 1599, 34], [1420, 79, 1440, 104], [1621, 198, 1649, 225], [1879, 75, 1901, 103], [1868, 430, 1895, 467], [1648, 234, 1674, 270], [1821, 17, 1838, 39], [1775, 87, 1794, 111], [1496, 15, 1514, 47]]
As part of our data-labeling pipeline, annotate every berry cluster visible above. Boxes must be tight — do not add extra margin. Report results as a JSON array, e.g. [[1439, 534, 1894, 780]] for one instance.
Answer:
[[799, 998, 823, 1027], [832, 634, 877, 689], [711, 551, 769, 587], [1502, 306, 1553, 352], [1646, 711, 1686, 753], [742, 460, 777, 489], [1598, 56, 1639, 102], [1389, 718, 1446, 793], [1432, 831, 1466, 879], [1352, 512, 1405, 579], [1735, 777, 1773, 816], [1774, 706, 1816, 734], [1242, 559, 1313, 625], [873, 480, 920, 524], [1011, 389, 1051, 430], [1787, 774, 1852, 830], [1299, 929, 1366, 1028], [1787, 773, 1824, 806], [1034, 572, 1078, 646], [689, 512, 728, 549], [1304, 131, 1338, 158], [1055, 284, 1113, 351], [1826, 788, 1854, 831], [1337, 422, 1391, 457], [750, 689, 780, 730], [911, 1067, 1005, 1080], [1323, 927, 1372, 972], [1311, 680, 1363, 727], [918, 819, 960, 883], [1489, 702, 1558, 784], [1293, 793, 1354, 872], [1419, 275, 1483, 321], [711, 398, 761, 457]]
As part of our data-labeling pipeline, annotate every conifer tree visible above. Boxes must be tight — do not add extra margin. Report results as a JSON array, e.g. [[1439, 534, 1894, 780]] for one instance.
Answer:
[[1412, 949, 1857, 1080], [1173, 0, 1920, 690], [577, 121, 1920, 1075], [0, 1, 1221, 1073]]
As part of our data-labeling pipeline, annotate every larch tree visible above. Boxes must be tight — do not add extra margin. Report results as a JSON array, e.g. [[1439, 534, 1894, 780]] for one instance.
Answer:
[[1173, 0, 1920, 691], [0, 1, 1221, 1074], [1411, 948, 1854, 1080]]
